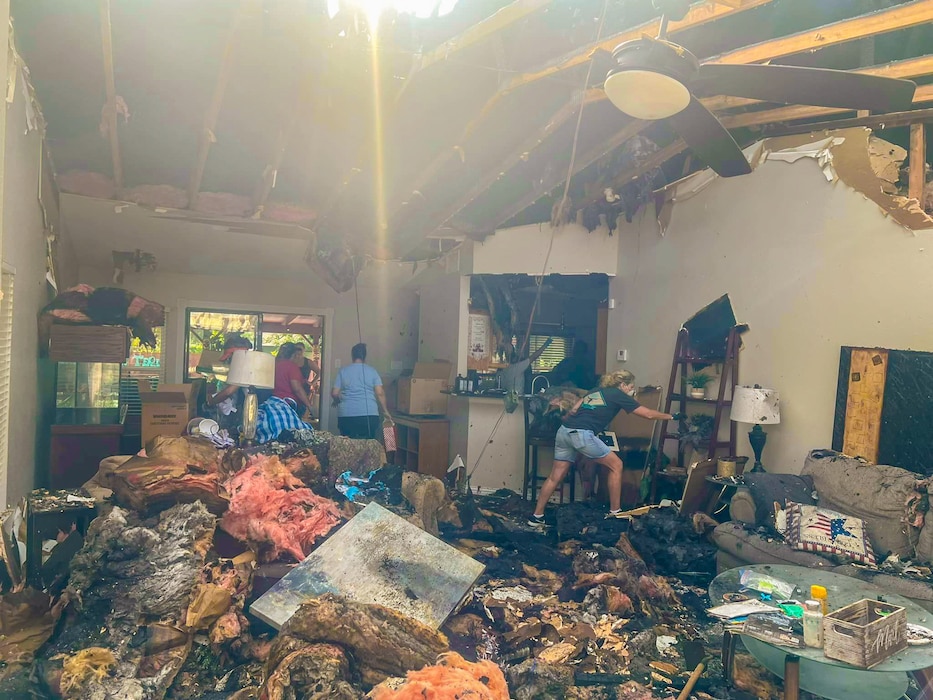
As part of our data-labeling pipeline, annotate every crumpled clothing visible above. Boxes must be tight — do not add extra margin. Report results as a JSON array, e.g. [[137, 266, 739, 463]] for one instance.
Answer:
[[335, 470, 387, 502]]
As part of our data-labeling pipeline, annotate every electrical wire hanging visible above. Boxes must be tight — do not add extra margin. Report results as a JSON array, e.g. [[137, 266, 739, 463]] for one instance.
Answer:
[[519, 0, 611, 358], [471, 0, 613, 482]]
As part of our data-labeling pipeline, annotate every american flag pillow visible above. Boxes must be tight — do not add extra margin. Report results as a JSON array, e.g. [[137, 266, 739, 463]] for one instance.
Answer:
[[785, 502, 876, 566]]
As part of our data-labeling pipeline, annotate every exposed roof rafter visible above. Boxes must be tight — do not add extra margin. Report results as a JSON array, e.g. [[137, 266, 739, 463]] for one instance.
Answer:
[[188, 0, 256, 210], [705, 0, 933, 66], [98, 0, 123, 194]]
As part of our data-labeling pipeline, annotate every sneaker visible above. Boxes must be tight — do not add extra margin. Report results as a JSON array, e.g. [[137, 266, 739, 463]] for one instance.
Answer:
[[526, 514, 546, 530], [605, 510, 630, 521]]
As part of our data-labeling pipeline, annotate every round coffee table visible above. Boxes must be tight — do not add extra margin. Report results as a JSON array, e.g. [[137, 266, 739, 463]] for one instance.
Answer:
[[710, 564, 933, 700]]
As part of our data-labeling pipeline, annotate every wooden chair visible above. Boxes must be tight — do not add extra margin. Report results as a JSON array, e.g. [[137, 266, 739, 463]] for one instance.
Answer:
[[522, 402, 575, 503]]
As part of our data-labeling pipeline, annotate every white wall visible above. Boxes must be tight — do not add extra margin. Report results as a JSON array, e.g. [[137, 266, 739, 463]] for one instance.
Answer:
[[79, 261, 420, 432], [416, 272, 468, 381], [2, 81, 59, 502], [607, 157, 933, 474], [465, 221, 619, 276]]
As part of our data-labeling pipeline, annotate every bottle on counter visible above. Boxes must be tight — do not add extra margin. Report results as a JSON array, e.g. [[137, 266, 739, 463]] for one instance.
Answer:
[[810, 585, 829, 615], [803, 600, 824, 648]]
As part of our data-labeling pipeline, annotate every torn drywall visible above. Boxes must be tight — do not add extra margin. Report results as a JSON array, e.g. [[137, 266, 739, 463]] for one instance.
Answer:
[[655, 128, 933, 234]]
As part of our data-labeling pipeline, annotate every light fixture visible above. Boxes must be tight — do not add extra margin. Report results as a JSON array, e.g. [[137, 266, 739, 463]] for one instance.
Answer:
[[604, 39, 697, 120], [730, 385, 781, 473], [227, 350, 275, 445]]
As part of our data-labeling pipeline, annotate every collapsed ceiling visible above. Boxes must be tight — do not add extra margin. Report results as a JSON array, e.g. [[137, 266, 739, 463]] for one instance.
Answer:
[[11, 0, 933, 263]]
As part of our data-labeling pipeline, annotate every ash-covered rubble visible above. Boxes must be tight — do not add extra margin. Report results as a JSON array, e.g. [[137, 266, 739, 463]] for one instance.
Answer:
[[0, 437, 781, 700]]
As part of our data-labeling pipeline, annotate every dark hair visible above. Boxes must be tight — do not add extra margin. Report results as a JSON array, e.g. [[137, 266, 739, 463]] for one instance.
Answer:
[[224, 334, 253, 350], [278, 342, 300, 360], [351, 343, 367, 362]]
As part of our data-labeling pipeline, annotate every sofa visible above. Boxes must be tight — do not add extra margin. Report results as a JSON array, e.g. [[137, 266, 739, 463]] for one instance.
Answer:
[[711, 449, 933, 611]]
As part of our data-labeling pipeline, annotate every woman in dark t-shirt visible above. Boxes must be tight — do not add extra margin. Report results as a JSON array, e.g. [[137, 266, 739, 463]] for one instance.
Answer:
[[528, 370, 674, 527]]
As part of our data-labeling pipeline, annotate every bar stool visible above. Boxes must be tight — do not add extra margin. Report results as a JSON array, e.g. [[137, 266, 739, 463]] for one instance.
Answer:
[[522, 404, 575, 503]]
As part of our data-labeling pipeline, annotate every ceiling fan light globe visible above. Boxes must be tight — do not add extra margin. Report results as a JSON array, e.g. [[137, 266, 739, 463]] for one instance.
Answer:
[[604, 69, 691, 120]]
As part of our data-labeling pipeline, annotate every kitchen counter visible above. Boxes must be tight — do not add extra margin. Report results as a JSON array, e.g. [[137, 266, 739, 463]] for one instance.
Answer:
[[447, 393, 553, 494]]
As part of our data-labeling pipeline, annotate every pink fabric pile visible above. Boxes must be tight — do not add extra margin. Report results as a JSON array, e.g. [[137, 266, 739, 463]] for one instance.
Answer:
[[220, 454, 342, 562]]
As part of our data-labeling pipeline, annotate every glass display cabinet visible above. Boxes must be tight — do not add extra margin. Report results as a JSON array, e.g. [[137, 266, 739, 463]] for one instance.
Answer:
[[54, 361, 123, 425]]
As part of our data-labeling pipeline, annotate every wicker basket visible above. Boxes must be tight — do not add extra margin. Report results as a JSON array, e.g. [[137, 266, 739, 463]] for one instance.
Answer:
[[822, 598, 907, 668]]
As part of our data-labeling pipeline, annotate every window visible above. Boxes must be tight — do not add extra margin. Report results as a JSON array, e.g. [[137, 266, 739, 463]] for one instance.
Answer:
[[530, 335, 574, 373], [121, 326, 165, 420], [185, 310, 260, 381], [0, 271, 12, 502], [184, 308, 326, 417]]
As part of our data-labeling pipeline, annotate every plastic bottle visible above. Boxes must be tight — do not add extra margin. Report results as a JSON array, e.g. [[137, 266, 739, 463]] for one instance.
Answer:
[[803, 600, 824, 648], [810, 585, 829, 615]]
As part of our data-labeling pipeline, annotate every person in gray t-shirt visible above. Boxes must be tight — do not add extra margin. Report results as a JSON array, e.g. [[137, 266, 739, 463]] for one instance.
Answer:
[[331, 343, 391, 439]]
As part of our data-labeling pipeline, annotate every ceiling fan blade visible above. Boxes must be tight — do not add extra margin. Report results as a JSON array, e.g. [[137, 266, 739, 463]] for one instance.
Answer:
[[693, 64, 916, 113], [668, 97, 751, 178]]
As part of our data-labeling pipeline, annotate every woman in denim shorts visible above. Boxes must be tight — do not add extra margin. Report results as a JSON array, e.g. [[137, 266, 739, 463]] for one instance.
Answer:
[[528, 370, 674, 527]]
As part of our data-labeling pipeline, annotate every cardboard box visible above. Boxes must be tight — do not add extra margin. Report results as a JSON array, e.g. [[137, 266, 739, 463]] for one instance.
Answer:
[[138, 381, 202, 447], [398, 361, 450, 416]]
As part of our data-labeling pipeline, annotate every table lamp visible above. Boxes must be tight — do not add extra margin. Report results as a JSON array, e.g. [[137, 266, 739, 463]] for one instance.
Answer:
[[730, 385, 781, 473], [226, 350, 275, 445]]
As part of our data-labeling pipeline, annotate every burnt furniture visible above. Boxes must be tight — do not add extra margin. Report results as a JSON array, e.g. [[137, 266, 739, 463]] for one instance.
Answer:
[[47, 325, 129, 490]]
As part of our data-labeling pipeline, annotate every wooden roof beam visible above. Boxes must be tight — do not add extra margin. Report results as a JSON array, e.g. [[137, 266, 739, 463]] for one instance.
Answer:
[[520, 56, 933, 213], [472, 86, 933, 232], [446, 1, 772, 152], [413, 0, 551, 75], [909, 123, 926, 203], [463, 118, 649, 233], [580, 87, 933, 208], [702, 53, 933, 112], [755, 95, 933, 135], [99, 0, 123, 194], [391, 88, 604, 233], [723, 83, 933, 129], [417, 1, 930, 238], [502, 0, 774, 95], [705, 0, 933, 66], [188, 0, 254, 210]]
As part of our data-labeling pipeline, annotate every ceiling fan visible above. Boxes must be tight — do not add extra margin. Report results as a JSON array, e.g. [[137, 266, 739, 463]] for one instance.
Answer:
[[602, 0, 918, 177]]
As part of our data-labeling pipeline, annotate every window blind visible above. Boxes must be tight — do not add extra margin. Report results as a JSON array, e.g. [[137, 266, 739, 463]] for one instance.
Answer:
[[530, 335, 573, 372]]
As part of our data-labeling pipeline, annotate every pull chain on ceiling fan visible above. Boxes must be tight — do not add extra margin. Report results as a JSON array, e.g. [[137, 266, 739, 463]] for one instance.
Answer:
[[602, 0, 918, 177]]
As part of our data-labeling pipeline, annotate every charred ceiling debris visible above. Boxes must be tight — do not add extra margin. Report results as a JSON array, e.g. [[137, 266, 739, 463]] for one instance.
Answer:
[[12, 0, 933, 273], [0, 432, 787, 700]]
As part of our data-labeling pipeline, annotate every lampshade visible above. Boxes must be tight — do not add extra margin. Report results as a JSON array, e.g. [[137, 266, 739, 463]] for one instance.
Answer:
[[730, 385, 781, 425], [227, 350, 275, 389]]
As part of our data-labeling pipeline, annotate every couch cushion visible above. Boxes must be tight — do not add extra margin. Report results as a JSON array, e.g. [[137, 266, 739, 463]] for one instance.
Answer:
[[731, 474, 816, 528], [802, 449, 922, 559], [711, 522, 836, 569]]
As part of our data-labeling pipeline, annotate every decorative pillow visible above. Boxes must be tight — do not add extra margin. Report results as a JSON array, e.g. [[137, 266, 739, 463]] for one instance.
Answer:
[[785, 502, 876, 566]]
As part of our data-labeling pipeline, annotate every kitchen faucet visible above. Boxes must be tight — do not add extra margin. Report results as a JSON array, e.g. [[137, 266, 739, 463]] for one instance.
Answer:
[[531, 375, 550, 394]]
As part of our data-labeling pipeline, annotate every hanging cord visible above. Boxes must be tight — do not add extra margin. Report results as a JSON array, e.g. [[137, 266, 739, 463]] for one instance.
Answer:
[[471, 1, 612, 485], [352, 256, 363, 344], [519, 0, 610, 358]]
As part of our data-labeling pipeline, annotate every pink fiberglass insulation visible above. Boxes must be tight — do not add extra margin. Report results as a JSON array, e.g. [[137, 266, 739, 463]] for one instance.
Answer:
[[221, 455, 342, 562]]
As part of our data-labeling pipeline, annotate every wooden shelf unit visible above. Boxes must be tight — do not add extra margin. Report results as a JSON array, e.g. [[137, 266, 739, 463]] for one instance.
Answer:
[[650, 326, 744, 501], [392, 415, 449, 479]]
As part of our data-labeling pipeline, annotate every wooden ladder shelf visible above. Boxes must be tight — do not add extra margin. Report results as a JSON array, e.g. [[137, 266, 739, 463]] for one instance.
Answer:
[[649, 325, 743, 502]]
